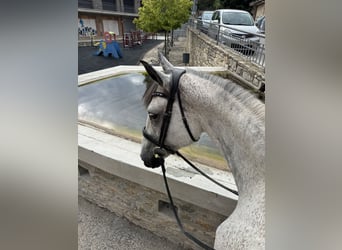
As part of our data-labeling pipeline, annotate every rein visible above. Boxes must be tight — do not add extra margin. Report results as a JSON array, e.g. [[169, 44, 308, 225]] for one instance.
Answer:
[[142, 68, 238, 250]]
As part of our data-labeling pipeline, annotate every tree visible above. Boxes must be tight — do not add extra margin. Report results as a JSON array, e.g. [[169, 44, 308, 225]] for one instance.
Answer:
[[134, 0, 193, 57], [213, 0, 223, 10]]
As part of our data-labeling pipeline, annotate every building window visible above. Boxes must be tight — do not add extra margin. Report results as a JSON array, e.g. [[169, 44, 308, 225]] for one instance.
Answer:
[[79, 0, 93, 9], [102, 0, 117, 11], [124, 0, 135, 13]]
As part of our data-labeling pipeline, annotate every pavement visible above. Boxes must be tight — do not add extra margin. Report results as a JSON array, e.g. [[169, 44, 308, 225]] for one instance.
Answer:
[[78, 196, 182, 250], [78, 38, 188, 250]]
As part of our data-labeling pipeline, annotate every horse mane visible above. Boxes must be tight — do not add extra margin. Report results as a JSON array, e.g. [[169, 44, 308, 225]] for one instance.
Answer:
[[187, 69, 265, 121], [143, 69, 264, 121]]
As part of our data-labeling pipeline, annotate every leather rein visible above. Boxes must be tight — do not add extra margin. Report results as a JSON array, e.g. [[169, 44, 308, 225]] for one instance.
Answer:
[[142, 68, 238, 250]]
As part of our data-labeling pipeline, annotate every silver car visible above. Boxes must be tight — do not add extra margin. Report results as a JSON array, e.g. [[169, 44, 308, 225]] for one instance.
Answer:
[[208, 9, 260, 54], [196, 11, 214, 34], [256, 16, 265, 34]]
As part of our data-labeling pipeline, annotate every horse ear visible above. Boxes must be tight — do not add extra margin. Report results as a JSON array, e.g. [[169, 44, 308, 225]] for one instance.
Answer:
[[140, 60, 171, 89], [140, 60, 163, 85], [158, 52, 174, 74]]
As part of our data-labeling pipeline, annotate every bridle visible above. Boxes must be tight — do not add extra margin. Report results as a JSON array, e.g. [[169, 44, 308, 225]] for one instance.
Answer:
[[142, 68, 197, 159], [142, 68, 238, 250]]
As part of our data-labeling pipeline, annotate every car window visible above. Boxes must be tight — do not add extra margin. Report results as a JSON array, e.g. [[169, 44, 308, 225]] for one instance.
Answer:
[[255, 15, 264, 27], [202, 12, 213, 20], [260, 18, 265, 31], [212, 11, 218, 21], [222, 12, 254, 25]]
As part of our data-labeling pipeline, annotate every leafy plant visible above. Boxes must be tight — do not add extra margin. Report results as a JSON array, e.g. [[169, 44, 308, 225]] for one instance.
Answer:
[[134, 0, 193, 57]]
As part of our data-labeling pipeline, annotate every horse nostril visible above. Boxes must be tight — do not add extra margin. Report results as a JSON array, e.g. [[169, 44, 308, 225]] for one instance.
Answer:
[[153, 147, 167, 158], [143, 155, 164, 169]]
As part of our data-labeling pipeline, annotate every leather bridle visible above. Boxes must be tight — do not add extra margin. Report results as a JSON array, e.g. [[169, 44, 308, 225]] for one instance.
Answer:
[[141, 68, 238, 250], [142, 68, 197, 162]]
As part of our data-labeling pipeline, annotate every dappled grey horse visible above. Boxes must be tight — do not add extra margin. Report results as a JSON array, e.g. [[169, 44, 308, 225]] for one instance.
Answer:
[[140, 53, 265, 250]]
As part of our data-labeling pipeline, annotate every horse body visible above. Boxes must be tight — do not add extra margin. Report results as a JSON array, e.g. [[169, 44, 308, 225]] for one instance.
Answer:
[[140, 54, 265, 250]]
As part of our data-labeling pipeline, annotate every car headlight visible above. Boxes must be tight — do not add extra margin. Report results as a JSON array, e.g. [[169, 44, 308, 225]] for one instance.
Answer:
[[223, 28, 231, 36]]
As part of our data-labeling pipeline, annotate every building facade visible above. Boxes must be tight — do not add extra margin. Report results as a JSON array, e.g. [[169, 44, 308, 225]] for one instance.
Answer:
[[78, 0, 142, 39], [249, 0, 265, 19]]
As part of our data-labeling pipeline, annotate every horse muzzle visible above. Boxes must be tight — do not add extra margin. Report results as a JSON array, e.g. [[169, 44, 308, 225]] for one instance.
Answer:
[[142, 154, 164, 169], [141, 147, 168, 168]]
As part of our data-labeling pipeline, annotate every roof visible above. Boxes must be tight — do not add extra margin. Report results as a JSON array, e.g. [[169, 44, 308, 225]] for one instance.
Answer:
[[215, 9, 250, 13]]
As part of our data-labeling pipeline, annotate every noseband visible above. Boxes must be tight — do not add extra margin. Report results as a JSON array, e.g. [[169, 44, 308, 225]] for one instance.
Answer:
[[142, 68, 197, 165]]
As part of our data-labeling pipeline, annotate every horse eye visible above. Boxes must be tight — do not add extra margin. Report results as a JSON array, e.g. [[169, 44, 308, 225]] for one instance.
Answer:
[[148, 112, 159, 120]]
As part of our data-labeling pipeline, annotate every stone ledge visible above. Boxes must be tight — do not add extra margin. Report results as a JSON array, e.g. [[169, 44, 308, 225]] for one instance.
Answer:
[[78, 124, 238, 216], [78, 65, 227, 86]]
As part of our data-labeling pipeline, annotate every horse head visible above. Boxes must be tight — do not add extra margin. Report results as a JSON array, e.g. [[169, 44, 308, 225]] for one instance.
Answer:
[[140, 53, 201, 168], [140, 53, 265, 249]]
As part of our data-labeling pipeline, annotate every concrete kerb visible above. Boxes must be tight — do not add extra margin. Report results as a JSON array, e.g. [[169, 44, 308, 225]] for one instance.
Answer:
[[79, 124, 237, 215], [78, 65, 228, 86]]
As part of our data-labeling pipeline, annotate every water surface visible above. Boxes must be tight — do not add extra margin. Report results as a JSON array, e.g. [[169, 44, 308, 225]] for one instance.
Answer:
[[78, 73, 227, 170]]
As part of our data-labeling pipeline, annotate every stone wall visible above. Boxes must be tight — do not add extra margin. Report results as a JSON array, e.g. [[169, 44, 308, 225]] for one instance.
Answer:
[[186, 27, 265, 90], [79, 161, 227, 250]]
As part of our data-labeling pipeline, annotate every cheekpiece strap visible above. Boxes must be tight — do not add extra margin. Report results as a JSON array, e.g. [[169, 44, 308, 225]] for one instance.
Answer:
[[158, 68, 186, 147]]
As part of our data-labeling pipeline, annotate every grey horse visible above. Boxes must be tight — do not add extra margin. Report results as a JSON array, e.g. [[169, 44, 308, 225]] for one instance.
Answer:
[[140, 53, 265, 250]]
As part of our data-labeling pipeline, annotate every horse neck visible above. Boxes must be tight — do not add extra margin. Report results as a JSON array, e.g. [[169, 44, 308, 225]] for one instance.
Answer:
[[180, 73, 265, 195]]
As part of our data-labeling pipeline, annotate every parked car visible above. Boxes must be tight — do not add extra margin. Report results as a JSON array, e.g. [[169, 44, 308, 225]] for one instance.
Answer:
[[197, 11, 214, 34], [257, 16, 265, 34], [208, 9, 260, 54], [255, 15, 265, 28]]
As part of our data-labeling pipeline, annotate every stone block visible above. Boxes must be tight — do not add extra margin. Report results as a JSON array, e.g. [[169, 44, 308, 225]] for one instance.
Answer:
[[236, 66, 243, 76], [79, 164, 226, 250], [242, 71, 251, 82]]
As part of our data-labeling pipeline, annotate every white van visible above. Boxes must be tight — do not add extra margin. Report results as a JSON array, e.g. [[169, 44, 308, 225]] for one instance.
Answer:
[[208, 9, 260, 54]]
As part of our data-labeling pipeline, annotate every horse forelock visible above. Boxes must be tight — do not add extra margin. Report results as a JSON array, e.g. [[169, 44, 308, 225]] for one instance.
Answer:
[[142, 80, 157, 108], [186, 69, 265, 121], [142, 78, 171, 108]]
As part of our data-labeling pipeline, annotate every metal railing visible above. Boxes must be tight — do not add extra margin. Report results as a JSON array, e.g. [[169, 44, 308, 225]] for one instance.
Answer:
[[191, 18, 265, 67], [173, 23, 188, 40], [78, 1, 137, 13]]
